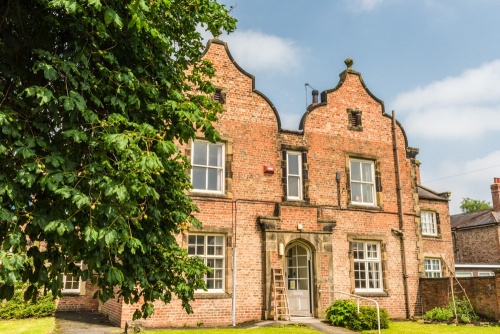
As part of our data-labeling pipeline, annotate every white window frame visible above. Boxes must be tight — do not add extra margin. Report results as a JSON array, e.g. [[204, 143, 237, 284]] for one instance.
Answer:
[[62, 261, 83, 293], [421, 211, 438, 236], [191, 140, 225, 194], [187, 234, 225, 292], [353, 241, 383, 292], [478, 272, 495, 277], [350, 159, 376, 206], [286, 151, 303, 200], [424, 258, 442, 278], [455, 271, 473, 278]]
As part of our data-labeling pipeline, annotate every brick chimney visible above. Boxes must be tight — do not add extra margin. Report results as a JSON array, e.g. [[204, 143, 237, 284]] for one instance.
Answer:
[[492, 177, 500, 211]]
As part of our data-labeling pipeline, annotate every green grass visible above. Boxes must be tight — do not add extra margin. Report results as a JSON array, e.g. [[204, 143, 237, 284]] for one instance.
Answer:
[[147, 324, 322, 333], [0, 317, 55, 334], [363, 321, 500, 334]]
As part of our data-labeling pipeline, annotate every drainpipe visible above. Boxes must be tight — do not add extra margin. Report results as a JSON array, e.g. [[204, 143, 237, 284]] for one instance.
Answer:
[[391, 110, 411, 319], [232, 200, 237, 327]]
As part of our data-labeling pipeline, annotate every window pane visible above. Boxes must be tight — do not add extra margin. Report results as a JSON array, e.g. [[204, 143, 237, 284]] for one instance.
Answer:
[[208, 144, 222, 167], [351, 183, 362, 202], [298, 279, 308, 290], [351, 161, 361, 181], [288, 154, 299, 175], [288, 176, 299, 197], [193, 142, 207, 165], [361, 162, 373, 182], [298, 255, 307, 266], [362, 184, 374, 203], [207, 168, 221, 191], [192, 167, 206, 190]]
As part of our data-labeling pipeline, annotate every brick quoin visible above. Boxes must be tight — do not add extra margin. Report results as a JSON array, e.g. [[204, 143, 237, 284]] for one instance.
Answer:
[[58, 38, 454, 328]]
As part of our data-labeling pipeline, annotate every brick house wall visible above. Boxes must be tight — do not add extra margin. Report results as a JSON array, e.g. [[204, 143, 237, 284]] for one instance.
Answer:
[[454, 225, 500, 264], [56, 280, 99, 312], [58, 38, 454, 328]]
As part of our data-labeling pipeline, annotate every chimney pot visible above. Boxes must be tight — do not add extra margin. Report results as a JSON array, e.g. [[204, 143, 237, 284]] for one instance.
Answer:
[[312, 90, 319, 104]]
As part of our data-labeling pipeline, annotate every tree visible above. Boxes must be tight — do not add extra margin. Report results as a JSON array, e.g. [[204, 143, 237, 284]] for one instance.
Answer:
[[0, 0, 236, 319], [460, 197, 493, 213]]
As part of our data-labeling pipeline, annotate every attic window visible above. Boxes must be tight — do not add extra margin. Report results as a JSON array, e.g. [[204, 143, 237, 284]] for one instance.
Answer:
[[347, 109, 362, 131], [212, 88, 226, 104]]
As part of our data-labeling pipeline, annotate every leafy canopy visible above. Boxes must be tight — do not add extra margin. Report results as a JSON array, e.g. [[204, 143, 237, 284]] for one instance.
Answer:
[[0, 0, 236, 319], [460, 197, 493, 213]]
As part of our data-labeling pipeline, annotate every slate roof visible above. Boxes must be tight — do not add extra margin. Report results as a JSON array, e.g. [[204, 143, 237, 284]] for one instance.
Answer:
[[450, 209, 500, 230], [417, 185, 450, 202]]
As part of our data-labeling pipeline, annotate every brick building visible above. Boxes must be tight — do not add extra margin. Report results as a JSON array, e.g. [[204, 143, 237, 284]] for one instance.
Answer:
[[451, 178, 500, 277], [58, 38, 455, 328]]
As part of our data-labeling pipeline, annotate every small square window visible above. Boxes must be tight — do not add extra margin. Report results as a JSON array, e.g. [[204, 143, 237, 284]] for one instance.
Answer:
[[424, 258, 441, 278], [347, 109, 362, 130], [212, 88, 226, 104], [62, 262, 83, 293]]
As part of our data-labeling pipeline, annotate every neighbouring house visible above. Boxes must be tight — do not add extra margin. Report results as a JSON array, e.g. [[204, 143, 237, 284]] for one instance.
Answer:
[[451, 178, 500, 277], [57, 38, 455, 328]]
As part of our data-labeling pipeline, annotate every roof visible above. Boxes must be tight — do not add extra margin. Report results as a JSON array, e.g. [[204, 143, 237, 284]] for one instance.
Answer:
[[417, 185, 450, 202], [451, 209, 500, 230]]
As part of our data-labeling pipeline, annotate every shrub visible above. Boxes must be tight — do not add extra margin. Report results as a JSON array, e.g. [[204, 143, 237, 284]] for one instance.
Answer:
[[423, 297, 478, 324], [325, 299, 389, 331], [0, 284, 56, 319], [423, 307, 453, 322]]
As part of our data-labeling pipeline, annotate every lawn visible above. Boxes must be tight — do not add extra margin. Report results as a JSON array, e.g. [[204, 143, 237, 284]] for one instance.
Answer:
[[0, 317, 55, 334], [147, 324, 322, 334], [363, 321, 500, 333]]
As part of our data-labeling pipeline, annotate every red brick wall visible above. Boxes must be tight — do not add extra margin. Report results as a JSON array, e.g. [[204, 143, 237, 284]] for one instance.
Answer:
[[420, 272, 500, 320], [56, 280, 99, 312], [454, 225, 500, 263]]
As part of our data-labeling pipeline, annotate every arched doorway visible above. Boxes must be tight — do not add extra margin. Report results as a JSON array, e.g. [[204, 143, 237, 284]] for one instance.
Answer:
[[285, 242, 313, 316]]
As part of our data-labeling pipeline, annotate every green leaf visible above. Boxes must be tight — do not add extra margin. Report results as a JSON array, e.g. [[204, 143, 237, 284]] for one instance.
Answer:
[[104, 8, 123, 29]]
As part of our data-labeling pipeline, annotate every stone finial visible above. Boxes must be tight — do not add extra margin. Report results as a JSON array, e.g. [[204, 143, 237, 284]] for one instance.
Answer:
[[344, 58, 354, 69]]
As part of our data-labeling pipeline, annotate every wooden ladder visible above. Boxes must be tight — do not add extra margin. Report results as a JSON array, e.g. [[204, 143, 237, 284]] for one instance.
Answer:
[[271, 267, 290, 321]]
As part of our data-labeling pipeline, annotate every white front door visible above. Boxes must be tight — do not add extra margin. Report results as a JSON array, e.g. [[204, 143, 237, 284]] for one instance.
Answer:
[[286, 244, 312, 316]]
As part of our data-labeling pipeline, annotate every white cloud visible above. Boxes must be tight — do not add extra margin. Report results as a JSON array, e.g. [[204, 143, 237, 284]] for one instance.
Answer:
[[393, 60, 500, 139], [219, 30, 303, 74]]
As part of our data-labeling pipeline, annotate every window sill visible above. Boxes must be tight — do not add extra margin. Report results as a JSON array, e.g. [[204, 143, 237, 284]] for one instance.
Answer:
[[422, 234, 441, 239], [61, 291, 83, 296], [353, 291, 389, 297], [189, 191, 232, 199], [193, 291, 231, 299], [347, 203, 383, 211]]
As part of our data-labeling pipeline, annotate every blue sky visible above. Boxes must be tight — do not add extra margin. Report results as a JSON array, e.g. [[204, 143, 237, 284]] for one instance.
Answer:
[[206, 0, 500, 214]]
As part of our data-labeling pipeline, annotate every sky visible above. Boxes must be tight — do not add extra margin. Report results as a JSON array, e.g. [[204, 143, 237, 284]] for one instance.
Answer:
[[205, 0, 500, 214]]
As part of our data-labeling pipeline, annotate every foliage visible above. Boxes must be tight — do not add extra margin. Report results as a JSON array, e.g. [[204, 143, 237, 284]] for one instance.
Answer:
[[0, 284, 55, 319], [423, 307, 453, 322], [423, 297, 478, 324], [0, 317, 55, 334], [0, 0, 236, 319], [325, 299, 389, 331], [460, 197, 492, 213]]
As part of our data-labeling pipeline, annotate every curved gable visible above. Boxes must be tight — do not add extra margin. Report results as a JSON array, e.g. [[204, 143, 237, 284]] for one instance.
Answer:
[[202, 39, 282, 130]]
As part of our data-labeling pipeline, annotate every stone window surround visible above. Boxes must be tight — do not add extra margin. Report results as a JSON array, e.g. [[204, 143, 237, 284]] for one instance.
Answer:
[[281, 145, 309, 203], [182, 227, 233, 299], [187, 137, 233, 199], [347, 233, 389, 297], [345, 153, 382, 210]]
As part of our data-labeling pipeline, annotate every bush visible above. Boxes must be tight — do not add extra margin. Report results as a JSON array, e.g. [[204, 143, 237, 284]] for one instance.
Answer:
[[423, 297, 478, 324], [0, 284, 56, 319], [325, 299, 389, 331]]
